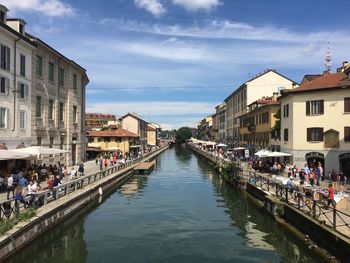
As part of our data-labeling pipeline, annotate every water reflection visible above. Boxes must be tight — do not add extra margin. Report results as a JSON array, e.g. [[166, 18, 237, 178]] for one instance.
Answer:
[[120, 175, 148, 198], [174, 143, 192, 164]]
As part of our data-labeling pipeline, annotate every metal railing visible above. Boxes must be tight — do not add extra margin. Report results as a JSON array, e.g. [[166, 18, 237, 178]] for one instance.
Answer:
[[0, 146, 167, 220], [188, 144, 350, 239]]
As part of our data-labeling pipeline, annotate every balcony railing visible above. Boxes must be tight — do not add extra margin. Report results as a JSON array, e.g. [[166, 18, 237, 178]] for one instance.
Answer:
[[48, 119, 55, 130], [58, 121, 65, 129], [35, 118, 44, 130]]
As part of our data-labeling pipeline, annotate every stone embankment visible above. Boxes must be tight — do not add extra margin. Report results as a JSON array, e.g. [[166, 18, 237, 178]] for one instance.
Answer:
[[188, 143, 350, 263], [0, 146, 168, 262]]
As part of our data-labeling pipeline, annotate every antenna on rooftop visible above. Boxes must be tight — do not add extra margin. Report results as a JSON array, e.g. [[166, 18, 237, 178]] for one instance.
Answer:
[[324, 41, 332, 74]]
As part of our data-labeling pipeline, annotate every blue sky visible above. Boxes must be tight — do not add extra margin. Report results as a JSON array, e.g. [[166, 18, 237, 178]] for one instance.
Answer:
[[4, 0, 350, 129]]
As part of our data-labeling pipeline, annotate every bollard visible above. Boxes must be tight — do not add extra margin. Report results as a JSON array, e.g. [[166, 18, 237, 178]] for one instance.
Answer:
[[333, 208, 337, 229]]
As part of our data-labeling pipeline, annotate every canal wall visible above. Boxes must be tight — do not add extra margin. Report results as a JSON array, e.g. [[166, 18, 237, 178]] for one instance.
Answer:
[[188, 143, 349, 262], [0, 146, 168, 262]]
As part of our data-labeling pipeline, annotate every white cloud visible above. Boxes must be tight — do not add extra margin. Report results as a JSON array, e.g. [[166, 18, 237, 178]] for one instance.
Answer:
[[172, 0, 221, 11], [134, 0, 166, 17], [86, 101, 216, 117], [2, 0, 75, 17]]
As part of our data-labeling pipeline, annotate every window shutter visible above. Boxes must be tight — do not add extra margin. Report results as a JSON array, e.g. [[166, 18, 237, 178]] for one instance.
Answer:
[[17, 83, 21, 98], [345, 98, 350, 113], [5, 77, 9, 95], [6, 108, 9, 129], [307, 128, 311, 141], [25, 85, 28, 99], [306, 101, 310, 115], [320, 100, 324, 114], [320, 128, 324, 141], [6, 47, 10, 71]]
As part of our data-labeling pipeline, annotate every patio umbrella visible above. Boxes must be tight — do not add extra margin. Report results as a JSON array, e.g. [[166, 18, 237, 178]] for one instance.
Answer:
[[233, 147, 246, 151], [266, 151, 292, 157], [217, 143, 228, 147], [0, 150, 35, 161], [13, 146, 69, 158], [254, 149, 271, 157]]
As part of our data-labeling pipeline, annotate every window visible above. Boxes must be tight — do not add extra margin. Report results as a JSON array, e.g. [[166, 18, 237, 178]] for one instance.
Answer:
[[73, 105, 77, 123], [37, 137, 42, 146], [0, 107, 8, 128], [18, 83, 28, 99], [284, 128, 288, 141], [262, 112, 269, 124], [0, 44, 10, 71], [49, 137, 54, 148], [0, 76, 9, 94], [48, 99, 54, 120], [19, 24, 24, 34], [345, 98, 350, 113], [59, 68, 64, 86], [20, 54, 25, 77], [36, 96, 41, 118], [104, 137, 110, 142], [307, 128, 324, 142], [73, 74, 77, 90], [283, 104, 289, 118], [60, 137, 64, 149], [306, 100, 324, 115], [0, 11, 5, 23], [36, 55, 42, 76], [19, 111, 25, 130], [59, 103, 64, 121], [48, 62, 55, 82], [345, 127, 350, 142]]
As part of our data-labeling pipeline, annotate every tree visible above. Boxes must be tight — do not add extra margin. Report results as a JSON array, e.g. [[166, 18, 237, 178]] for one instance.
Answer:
[[176, 127, 192, 143]]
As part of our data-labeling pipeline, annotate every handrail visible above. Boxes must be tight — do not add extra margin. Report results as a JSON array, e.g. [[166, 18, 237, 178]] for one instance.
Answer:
[[189, 144, 350, 239], [0, 146, 168, 220]]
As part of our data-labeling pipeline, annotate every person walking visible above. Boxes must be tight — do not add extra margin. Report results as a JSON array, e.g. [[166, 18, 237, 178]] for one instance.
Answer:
[[6, 174, 14, 200], [78, 163, 84, 176], [327, 183, 335, 208]]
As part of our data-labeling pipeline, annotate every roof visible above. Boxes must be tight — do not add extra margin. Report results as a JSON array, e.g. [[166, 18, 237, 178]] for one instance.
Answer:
[[224, 69, 296, 102], [87, 129, 139, 138], [121, 113, 148, 124], [147, 126, 156, 131], [281, 72, 350, 97], [0, 22, 36, 47], [301, 74, 323, 84]]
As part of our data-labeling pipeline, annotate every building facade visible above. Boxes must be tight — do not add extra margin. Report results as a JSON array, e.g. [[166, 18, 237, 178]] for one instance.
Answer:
[[120, 113, 148, 150], [0, 5, 36, 149], [85, 113, 117, 131], [147, 124, 157, 146], [279, 67, 350, 174], [28, 35, 88, 165], [240, 95, 280, 152], [224, 70, 295, 147]]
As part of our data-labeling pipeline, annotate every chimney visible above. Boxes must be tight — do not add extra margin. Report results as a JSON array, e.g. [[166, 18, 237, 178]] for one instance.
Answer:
[[6, 18, 27, 35], [272, 92, 278, 101], [342, 61, 349, 71], [0, 5, 8, 23]]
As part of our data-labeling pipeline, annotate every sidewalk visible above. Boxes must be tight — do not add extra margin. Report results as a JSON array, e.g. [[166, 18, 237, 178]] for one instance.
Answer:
[[0, 160, 118, 203]]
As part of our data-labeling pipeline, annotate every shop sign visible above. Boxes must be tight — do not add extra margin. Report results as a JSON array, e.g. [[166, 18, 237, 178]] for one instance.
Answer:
[[305, 152, 324, 159]]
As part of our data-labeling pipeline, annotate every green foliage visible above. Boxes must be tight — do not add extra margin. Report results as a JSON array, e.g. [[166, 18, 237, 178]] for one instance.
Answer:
[[16, 208, 36, 221], [276, 203, 285, 218], [0, 219, 15, 235], [0, 208, 37, 235], [176, 127, 192, 143]]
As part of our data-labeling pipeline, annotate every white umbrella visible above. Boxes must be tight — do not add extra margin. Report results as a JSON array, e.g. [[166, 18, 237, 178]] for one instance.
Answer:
[[233, 147, 246, 151], [217, 143, 228, 147], [13, 146, 69, 158], [266, 151, 292, 157], [0, 150, 35, 160], [254, 149, 271, 157]]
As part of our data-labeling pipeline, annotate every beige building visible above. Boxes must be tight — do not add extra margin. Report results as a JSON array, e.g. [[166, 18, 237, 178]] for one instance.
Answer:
[[28, 34, 88, 165], [147, 124, 157, 146], [224, 70, 295, 147], [279, 65, 350, 174], [240, 95, 280, 152], [120, 113, 148, 150], [0, 6, 36, 149]]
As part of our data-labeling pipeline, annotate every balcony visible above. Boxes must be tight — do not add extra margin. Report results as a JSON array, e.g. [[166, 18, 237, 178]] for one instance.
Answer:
[[58, 121, 65, 129], [48, 119, 55, 130], [35, 118, 45, 130]]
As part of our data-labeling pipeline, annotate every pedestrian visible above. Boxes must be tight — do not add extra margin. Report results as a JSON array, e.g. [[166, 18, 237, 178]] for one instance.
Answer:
[[99, 158, 103, 171], [26, 180, 38, 208], [327, 183, 335, 208], [339, 171, 346, 193], [331, 170, 338, 190], [104, 158, 108, 169], [78, 163, 84, 176], [14, 186, 26, 210], [6, 174, 14, 200]]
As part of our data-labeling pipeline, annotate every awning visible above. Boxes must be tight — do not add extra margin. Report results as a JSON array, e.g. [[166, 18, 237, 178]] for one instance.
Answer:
[[105, 146, 120, 151], [130, 145, 141, 148], [87, 142, 101, 148], [0, 150, 35, 161], [217, 143, 228, 147], [233, 147, 246, 151], [266, 151, 292, 157], [254, 149, 271, 157]]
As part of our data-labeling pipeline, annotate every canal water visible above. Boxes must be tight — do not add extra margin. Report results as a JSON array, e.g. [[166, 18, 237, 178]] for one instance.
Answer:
[[10, 145, 326, 263]]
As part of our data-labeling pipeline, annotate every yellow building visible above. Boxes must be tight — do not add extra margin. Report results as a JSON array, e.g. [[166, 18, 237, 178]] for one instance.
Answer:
[[240, 96, 280, 152], [279, 64, 350, 173], [120, 113, 148, 150], [86, 128, 139, 156]]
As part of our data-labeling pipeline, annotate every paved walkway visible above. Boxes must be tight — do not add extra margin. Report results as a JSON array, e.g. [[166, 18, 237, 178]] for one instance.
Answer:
[[0, 160, 121, 203]]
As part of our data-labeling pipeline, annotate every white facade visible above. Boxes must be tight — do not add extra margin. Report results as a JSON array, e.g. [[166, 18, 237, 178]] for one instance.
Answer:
[[225, 70, 295, 146], [0, 10, 35, 149]]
